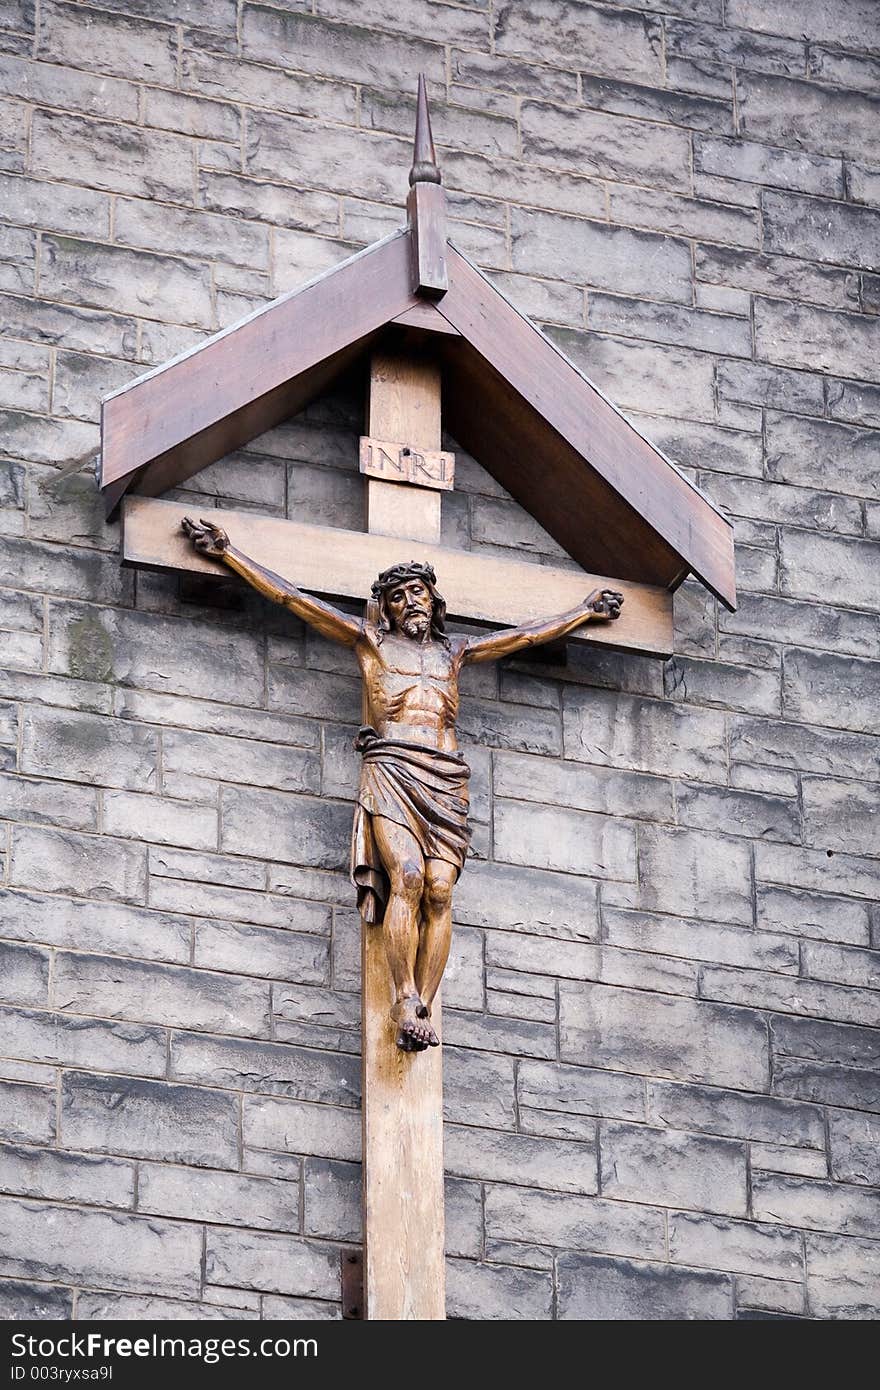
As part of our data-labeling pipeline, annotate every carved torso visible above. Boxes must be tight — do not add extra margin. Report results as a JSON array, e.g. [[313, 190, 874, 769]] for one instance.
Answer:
[[357, 625, 465, 751]]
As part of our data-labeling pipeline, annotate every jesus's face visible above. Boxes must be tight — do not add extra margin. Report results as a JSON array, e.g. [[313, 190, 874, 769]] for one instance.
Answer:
[[386, 578, 433, 639]]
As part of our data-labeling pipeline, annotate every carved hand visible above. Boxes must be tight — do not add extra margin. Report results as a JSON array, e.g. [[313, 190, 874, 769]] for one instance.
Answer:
[[182, 515, 230, 559], [586, 588, 624, 621]]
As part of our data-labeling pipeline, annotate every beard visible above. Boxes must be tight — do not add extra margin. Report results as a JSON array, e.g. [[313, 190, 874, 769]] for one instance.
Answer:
[[401, 610, 430, 638]]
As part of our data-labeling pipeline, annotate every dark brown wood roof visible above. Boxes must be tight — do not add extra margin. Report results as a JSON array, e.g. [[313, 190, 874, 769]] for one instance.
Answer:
[[100, 184, 735, 610]]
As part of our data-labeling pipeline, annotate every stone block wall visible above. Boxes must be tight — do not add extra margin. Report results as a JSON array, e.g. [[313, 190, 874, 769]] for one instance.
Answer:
[[0, 0, 878, 1320]]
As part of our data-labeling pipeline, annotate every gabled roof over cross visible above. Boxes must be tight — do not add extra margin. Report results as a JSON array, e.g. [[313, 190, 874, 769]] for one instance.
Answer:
[[100, 77, 735, 626]]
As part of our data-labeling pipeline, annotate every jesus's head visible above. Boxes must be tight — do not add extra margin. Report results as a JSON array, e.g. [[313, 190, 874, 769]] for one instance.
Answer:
[[371, 561, 449, 646]]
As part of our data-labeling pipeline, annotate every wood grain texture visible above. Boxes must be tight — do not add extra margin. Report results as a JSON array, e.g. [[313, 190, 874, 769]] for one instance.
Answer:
[[361, 928, 445, 1319], [440, 337, 682, 589], [436, 245, 737, 610], [108, 341, 371, 518], [122, 496, 675, 657], [365, 352, 446, 542], [101, 230, 416, 492], [362, 344, 445, 1321], [366, 480, 441, 541], [368, 352, 441, 446], [407, 182, 447, 297]]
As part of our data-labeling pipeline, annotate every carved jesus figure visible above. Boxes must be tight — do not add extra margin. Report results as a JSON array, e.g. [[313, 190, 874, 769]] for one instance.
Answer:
[[182, 517, 623, 1052]]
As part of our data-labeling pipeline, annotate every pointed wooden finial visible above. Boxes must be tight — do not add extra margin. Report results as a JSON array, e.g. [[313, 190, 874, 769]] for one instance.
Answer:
[[409, 74, 442, 186], [406, 75, 447, 297]]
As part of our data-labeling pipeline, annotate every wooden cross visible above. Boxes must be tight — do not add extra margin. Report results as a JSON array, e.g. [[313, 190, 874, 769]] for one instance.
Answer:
[[126, 358, 650, 1325], [361, 346, 447, 1321], [119, 339, 661, 1327], [103, 77, 735, 1321], [114, 92, 664, 1328]]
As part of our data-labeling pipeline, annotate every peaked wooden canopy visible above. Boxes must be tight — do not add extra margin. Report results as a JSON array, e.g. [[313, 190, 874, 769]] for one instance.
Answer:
[[100, 80, 735, 611]]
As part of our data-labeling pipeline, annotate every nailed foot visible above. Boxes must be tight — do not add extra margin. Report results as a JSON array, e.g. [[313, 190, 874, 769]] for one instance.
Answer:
[[391, 996, 439, 1052]]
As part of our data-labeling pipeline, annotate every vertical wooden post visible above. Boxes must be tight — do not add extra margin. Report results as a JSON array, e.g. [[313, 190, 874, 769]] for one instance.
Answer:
[[361, 349, 446, 1321], [365, 354, 442, 543]]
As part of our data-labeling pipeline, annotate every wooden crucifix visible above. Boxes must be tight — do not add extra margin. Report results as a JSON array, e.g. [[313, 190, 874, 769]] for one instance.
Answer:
[[182, 521, 621, 1054], [179, 349, 621, 1319], [101, 76, 735, 1321]]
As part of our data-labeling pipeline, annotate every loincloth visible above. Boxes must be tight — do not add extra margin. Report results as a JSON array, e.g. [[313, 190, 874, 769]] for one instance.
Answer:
[[350, 725, 471, 924]]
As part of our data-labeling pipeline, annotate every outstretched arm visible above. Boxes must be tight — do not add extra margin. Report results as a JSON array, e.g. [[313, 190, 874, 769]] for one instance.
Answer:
[[462, 588, 623, 664], [182, 517, 362, 648]]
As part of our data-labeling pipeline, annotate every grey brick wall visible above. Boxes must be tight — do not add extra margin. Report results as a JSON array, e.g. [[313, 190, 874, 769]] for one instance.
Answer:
[[0, 0, 878, 1321]]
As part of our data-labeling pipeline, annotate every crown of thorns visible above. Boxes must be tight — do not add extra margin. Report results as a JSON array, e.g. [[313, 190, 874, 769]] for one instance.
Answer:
[[370, 561, 438, 599]]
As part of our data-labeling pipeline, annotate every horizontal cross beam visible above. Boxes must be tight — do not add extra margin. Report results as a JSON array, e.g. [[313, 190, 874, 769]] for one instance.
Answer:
[[121, 497, 674, 658]]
